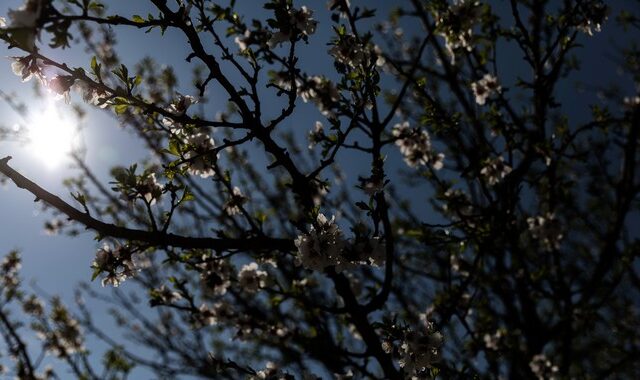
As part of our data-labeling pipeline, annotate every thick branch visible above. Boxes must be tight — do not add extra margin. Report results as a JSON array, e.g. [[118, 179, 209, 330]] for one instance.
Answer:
[[0, 156, 294, 253]]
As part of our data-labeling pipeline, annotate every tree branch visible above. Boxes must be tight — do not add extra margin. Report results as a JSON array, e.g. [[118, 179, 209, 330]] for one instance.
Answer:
[[0, 156, 294, 253]]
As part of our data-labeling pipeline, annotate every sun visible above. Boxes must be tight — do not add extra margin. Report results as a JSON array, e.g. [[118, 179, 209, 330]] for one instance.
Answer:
[[26, 103, 79, 168]]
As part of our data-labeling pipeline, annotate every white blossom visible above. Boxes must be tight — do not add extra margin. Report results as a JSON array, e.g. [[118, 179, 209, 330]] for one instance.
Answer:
[[92, 243, 144, 287], [480, 156, 511, 185], [575, 2, 608, 36], [198, 257, 233, 296], [471, 73, 501, 106], [197, 303, 218, 326], [154, 284, 182, 304], [74, 80, 108, 107], [434, 0, 481, 64], [529, 354, 559, 380], [138, 172, 162, 204], [527, 212, 563, 251], [297, 76, 340, 116], [162, 93, 197, 130], [623, 95, 640, 109], [294, 213, 345, 271], [184, 132, 216, 178], [223, 186, 248, 216], [392, 121, 444, 169], [22, 295, 45, 317], [5, 0, 44, 51], [308, 121, 325, 149], [360, 176, 385, 196], [398, 319, 443, 374], [292, 6, 317, 36], [10, 56, 43, 82], [483, 329, 504, 350], [238, 262, 268, 293], [234, 30, 251, 51], [168, 92, 197, 115], [268, 6, 317, 48], [329, 34, 366, 68]]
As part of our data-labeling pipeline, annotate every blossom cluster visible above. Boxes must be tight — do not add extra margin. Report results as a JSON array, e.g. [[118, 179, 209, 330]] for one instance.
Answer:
[[526, 212, 563, 252], [159, 93, 219, 179], [392, 122, 444, 170], [1, 252, 21, 298], [529, 354, 559, 380], [480, 156, 511, 185], [223, 186, 249, 216], [182, 132, 217, 178], [433, 0, 482, 64], [34, 298, 85, 358], [162, 92, 198, 131], [329, 33, 386, 72], [92, 243, 149, 287], [117, 171, 163, 205], [271, 74, 340, 116], [268, 5, 317, 47], [197, 256, 233, 296], [574, 1, 608, 36], [1, 0, 45, 51], [471, 74, 501, 106], [195, 300, 234, 328], [294, 214, 386, 272], [237, 262, 268, 293], [395, 317, 443, 375]]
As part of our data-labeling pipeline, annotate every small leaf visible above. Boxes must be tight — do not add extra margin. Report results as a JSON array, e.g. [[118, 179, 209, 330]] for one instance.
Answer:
[[132, 15, 145, 24]]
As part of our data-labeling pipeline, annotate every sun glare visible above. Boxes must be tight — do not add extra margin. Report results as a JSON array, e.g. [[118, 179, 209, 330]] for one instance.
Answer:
[[27, 104, 78, 168]]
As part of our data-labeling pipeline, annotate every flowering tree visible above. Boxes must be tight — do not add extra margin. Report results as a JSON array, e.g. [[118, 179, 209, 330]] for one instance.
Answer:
[[0, 0, 639, 379]]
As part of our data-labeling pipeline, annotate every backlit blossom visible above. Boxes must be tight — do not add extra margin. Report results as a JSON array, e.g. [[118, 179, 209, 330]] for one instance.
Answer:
[[329, 34, 365, 68], [398, 318, 443, 374], [198, 257, 233, 296], [92, 243, 145, 287], [434, 0, 481, 64], [37, 299, 85, 357], [10, 56, 43, 82], [527, 212, 563, 251], [153, 284, 182, 304], [308, 121, 325, 149], [471, 74, 501, 106], [392, 122, 444, 169], [223, 186, 248, 216], [48, 75, 75, 102], [575, 1, 608, 36], [297, 76, 340, 116], [4, 0, 44, 51], [162, 93, 197, 130], [184, 133, 216, 178], [268, 6, 317, 48], [238, 262, 268, 293], [74, 80, 108, 107], [480, 156, 511, 185], [529, 354, 559, 380], [234, 30, 251, 51], [294, 213, 345, 271], [168, 92, 197, 115], [359, 175, 385, 196], [137, 172, 162, 204]]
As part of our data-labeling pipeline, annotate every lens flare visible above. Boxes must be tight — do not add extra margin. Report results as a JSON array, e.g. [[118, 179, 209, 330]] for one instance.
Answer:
[[26, 103, 78, 168]]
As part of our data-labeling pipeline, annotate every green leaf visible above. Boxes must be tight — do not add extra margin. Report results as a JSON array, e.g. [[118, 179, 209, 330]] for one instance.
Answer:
[[132, 15, 145, 24], [90, 267, 102, 281], [114, 104, 128, 114]]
